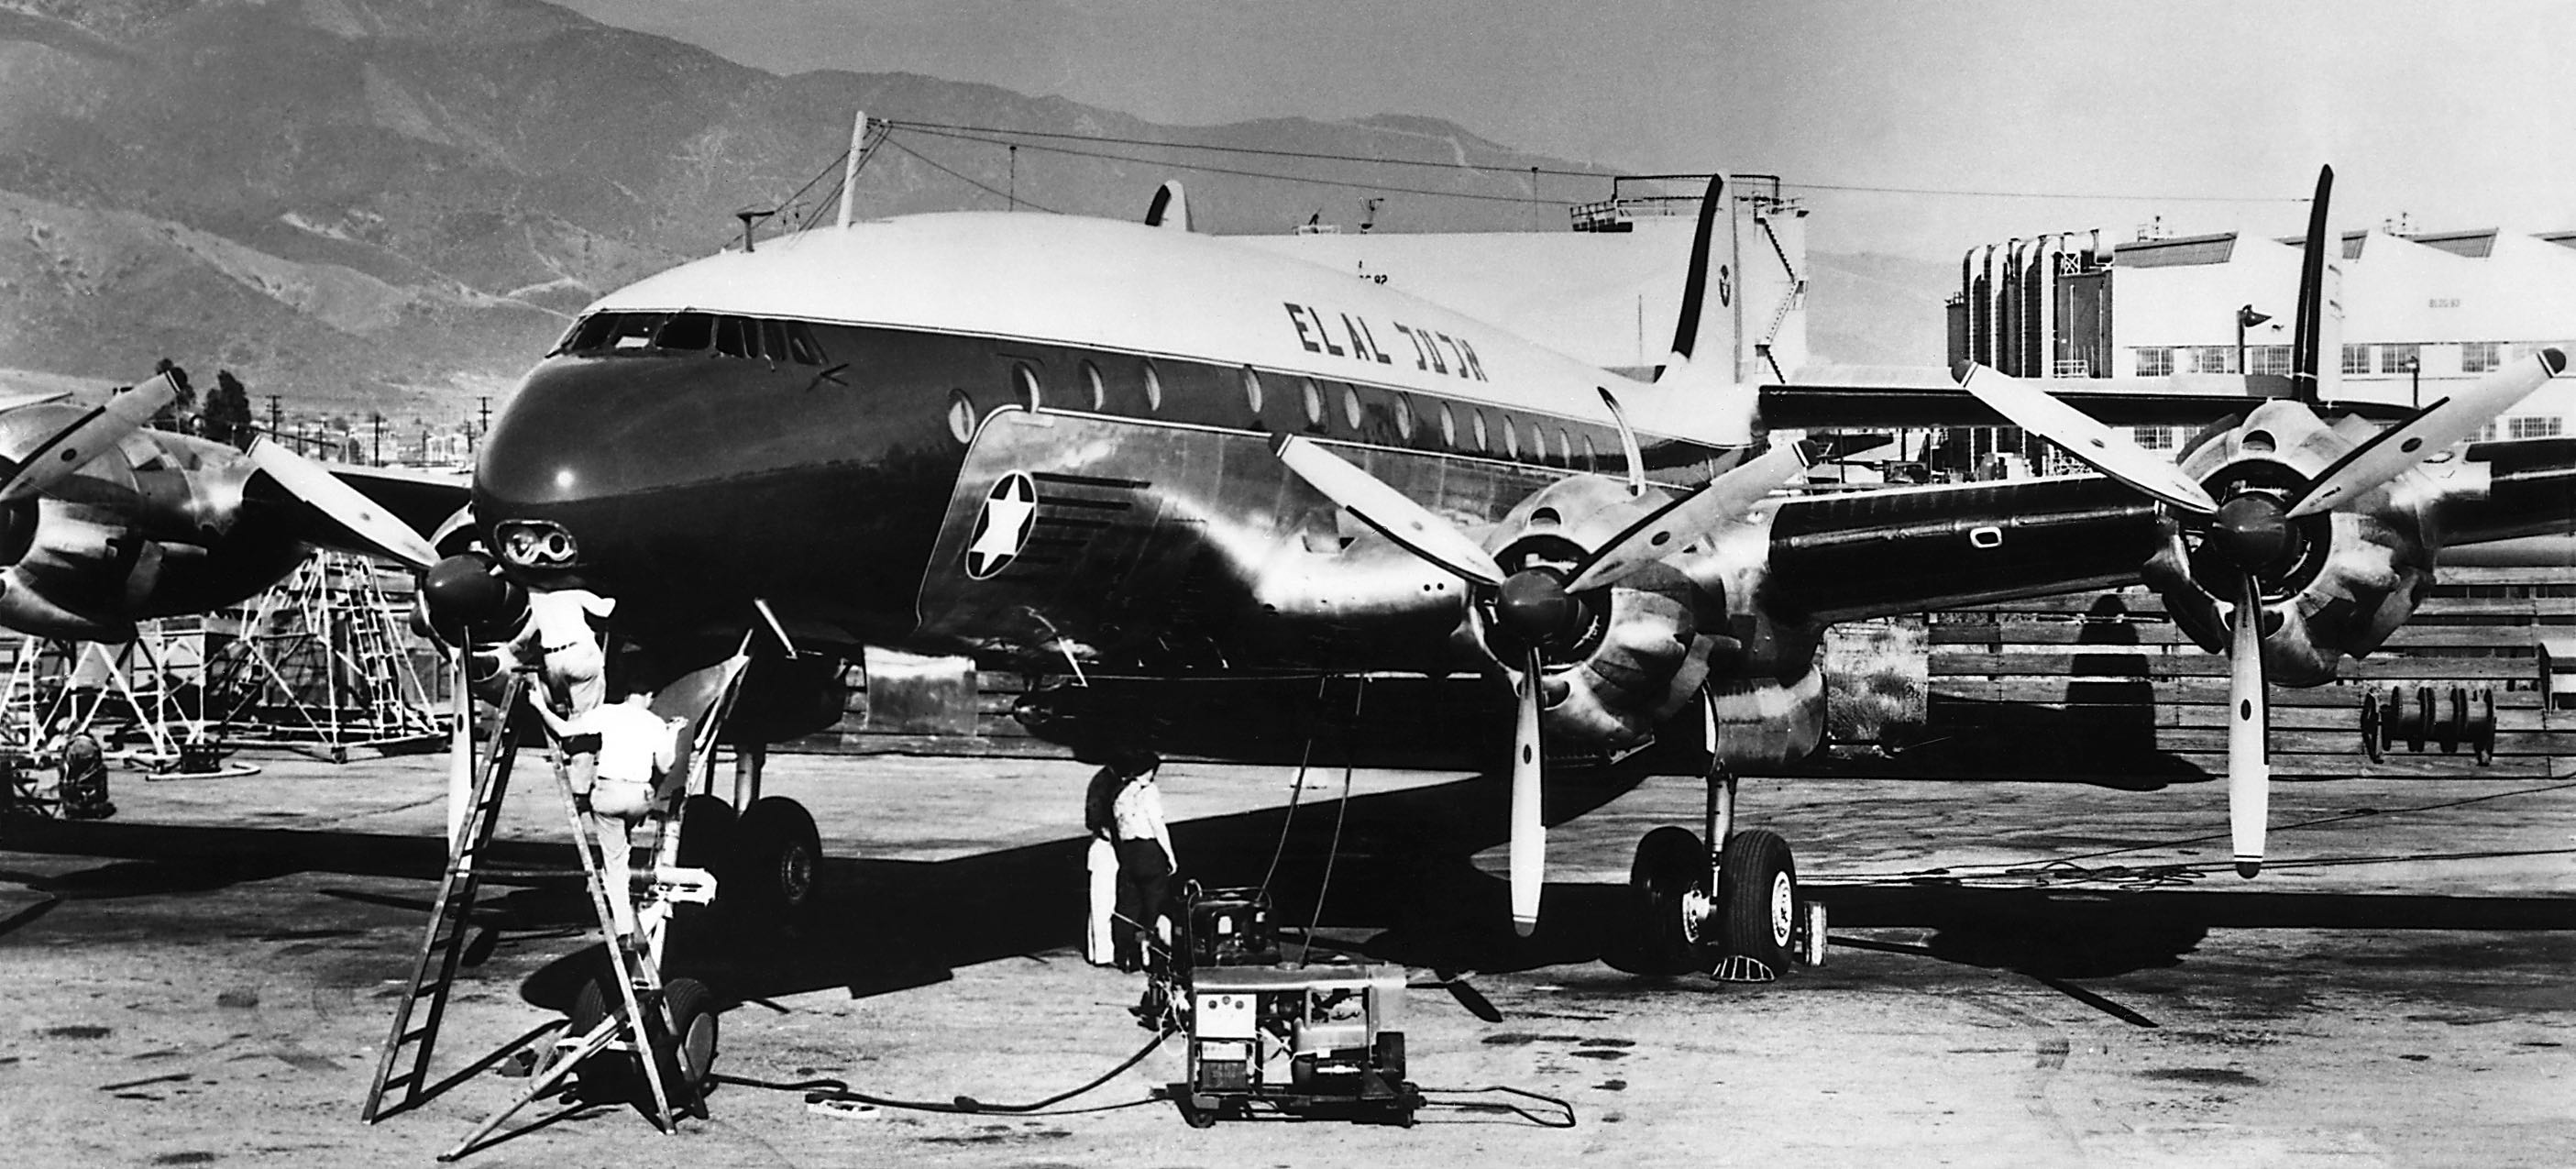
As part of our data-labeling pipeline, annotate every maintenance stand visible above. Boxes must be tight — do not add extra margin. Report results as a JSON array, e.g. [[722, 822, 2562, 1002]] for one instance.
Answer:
[[359, 674, 721, 1161]]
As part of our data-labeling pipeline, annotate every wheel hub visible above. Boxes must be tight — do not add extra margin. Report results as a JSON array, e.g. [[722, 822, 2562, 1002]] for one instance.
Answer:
[[1767, 873, 1795, 947], [1679, 887, 1712, 945]]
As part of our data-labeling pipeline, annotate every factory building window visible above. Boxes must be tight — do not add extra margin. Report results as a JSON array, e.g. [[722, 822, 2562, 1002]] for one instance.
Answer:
[[2190, 347, 2235, 374], [2133, 425, 2174, 451], [2248, 346, 2292, 376], [2462, 342, 2500, 373], [2341, 345, 2372, 376], [2508, 415, 2564, 439], [2134, 347, 2174, 377], [2382, 344, 2420, 374]]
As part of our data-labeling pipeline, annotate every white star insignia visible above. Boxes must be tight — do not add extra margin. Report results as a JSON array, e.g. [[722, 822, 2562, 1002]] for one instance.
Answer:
[[965, 473, 1040, 579]]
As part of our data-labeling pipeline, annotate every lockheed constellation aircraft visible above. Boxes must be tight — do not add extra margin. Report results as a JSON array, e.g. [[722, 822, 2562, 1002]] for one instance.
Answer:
[[0, 167, 2562, 980], [372, 165, 2572, 976]]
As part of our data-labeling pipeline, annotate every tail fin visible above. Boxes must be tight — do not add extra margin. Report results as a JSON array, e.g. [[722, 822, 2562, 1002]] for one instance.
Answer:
[[1659, 175, 1807, 386], [1144, 181, 1192, 232], [2289, 166, 2341, 404]]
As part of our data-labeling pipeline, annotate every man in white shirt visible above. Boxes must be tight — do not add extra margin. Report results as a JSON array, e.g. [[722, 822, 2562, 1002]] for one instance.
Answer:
[[534, 689, 684, 937], [1091, 748, 1174, 972]]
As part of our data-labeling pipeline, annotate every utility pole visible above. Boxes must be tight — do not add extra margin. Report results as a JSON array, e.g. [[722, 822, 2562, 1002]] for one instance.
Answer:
[[267, 394, 281, 441], [1007, 143, 1017, 212], [370, 412, 384, 467]]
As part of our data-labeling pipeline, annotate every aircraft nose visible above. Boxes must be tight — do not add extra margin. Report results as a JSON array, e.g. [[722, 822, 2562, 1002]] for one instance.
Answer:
[[476, 358, 670, 510]]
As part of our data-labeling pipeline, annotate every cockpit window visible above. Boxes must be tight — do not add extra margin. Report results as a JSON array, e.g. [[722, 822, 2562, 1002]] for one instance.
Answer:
[[609, 313, 666, 350], [786, 322, 826, 365], [656, 312, 714, 352], [558, 310, 825, 365]]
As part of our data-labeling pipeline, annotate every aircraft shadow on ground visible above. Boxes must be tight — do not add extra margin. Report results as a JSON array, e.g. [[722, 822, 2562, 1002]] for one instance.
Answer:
[[6, 777, 2571, 1018]]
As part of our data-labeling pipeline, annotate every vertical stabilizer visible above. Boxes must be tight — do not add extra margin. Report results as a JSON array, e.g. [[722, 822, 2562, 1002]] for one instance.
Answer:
[[1145, 181, 1192, 232], [1658, 177, 1737, 381]]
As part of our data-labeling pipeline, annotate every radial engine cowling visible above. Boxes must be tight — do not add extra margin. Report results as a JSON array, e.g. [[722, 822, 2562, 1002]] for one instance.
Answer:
[[1469, 476, 1727, 753], [2143, 403, 2439, 686]]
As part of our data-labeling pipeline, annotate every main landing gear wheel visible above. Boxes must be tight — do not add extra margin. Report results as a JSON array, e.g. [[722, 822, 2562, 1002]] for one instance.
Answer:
[[1628, 826, 1712, 975], [729, 797, 821, 921], [1715, 829, 1797, 976]]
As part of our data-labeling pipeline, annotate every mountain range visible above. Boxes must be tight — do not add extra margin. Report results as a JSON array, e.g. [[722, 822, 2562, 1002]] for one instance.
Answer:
[[0, 0, 1948, 425]]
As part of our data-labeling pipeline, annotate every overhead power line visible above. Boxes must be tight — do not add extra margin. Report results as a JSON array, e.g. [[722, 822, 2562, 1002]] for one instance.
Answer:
[[882, 117, 2311, 206]]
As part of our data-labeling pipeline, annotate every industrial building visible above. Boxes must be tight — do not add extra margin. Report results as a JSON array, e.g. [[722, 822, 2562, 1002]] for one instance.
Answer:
[[1948, 224, 2576, 441]]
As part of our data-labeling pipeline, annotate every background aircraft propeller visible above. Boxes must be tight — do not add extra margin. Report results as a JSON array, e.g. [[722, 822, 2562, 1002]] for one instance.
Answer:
[[1959, 167, 2565, 876], [0, 370, 181, 506], [1273, 434, 1808, 932], [248, 437, 440, 571]]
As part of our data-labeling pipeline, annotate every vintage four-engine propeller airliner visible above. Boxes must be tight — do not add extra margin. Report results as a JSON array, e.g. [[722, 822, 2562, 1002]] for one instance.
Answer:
[[373, 164, 2570, 976], [0, 165, 2563, 978]]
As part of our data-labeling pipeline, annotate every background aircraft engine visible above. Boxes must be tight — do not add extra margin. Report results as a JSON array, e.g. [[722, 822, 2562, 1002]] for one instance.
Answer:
[[2141, 403, 2437, 687]]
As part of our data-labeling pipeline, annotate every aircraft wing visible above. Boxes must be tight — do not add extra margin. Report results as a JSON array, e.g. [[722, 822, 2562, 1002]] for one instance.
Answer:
[[1759, 474, 2165, 625], [1759, 367, 2413, 429]]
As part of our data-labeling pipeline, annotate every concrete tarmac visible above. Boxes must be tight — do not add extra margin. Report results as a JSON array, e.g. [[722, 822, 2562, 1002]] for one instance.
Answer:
[[0, 749, 2570, 1167]]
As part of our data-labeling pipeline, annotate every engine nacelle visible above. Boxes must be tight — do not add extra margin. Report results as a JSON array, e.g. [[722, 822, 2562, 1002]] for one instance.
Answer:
[[2144, 402, 2438, 686]]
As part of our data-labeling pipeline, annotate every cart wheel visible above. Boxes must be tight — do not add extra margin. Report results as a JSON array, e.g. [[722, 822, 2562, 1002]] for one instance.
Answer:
[[2359, 689, 2383, 764], [2471, 689, 2497, 766], [1181, 1099, 1218, 1129], [660, 976, 719, 1098], [567, 976, 637, 1102]]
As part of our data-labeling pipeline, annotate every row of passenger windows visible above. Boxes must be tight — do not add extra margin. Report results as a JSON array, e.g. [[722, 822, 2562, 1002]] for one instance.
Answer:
[[554, 311, 830, 366], [954, 357, 1619, 469], [2132, 340, 2568, 378]]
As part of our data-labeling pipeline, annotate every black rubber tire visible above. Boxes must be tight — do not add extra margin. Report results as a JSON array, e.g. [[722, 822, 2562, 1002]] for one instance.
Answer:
[[1717, 829, 1798, 972], [1182, 1100, 1218, 1129], [567, 976, 636, 1102], [729, 797, 821, 920], [1628, 825, 1709, 975], [2359, 690, 2382, 764], [676, 795, 737, 872], [659, 976, 719, 1099]]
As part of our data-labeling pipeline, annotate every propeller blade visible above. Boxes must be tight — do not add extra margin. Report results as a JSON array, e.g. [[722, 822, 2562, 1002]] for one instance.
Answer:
[[1595, 386, 1648, 498], [248, 438, 438, 570], [1563, 439, 1809, 593], [0, 371, 181, 504], [1959, 365, 2220, 515], [1509, 648, 1545, 937], [2285, 347, 2565, 519], [1275, 435, 1505, 586], [2228, 574, 2270, 878], [1420, 969, 1506, 1023], [2288, 166, 2336, 405]]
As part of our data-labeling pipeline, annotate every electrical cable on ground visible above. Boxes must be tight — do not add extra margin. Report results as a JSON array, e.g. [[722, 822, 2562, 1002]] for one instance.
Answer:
[[709, 1024, 1174, 1118], [1415, 1085, 1578, 1128]]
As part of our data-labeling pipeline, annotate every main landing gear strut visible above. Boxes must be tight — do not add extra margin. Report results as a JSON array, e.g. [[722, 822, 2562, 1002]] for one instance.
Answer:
[[1627, 764, 1827, 982]]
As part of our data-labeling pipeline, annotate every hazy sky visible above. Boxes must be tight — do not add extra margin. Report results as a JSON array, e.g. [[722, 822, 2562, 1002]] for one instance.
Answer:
[[555, 0, 2576, 259]]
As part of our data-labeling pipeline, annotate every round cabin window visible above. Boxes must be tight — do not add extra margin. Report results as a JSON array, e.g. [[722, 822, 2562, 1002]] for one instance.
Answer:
[[946, 390, 976, 444], [1339, 384, 1364, 430], [1301, 378, 1326, 429], [1240, 366, 1265, 417], [1141, 360, 1164, 412], [1083, 360, 1106, 410], [1013, 363, 1042, 410]]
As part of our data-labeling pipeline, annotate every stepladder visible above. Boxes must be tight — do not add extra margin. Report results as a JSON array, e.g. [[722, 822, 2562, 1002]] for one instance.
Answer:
[[360, 666, 739, 1161]]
